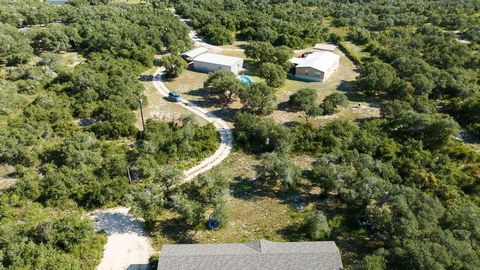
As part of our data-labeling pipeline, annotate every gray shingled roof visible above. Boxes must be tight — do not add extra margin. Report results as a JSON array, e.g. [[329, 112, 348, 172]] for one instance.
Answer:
[[157, 240, 344, 270]]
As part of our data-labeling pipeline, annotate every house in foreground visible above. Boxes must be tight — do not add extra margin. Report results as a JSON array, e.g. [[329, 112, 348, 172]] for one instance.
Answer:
[[192, 53, 243, 74], [157, 239, 344, 270], [290, 51, 340, 82]]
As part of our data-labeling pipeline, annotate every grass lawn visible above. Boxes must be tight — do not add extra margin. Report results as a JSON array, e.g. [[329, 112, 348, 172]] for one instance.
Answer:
[[149, 151, 374, 268], [150, 151, 307, 247], [218, 41, 246, 58]]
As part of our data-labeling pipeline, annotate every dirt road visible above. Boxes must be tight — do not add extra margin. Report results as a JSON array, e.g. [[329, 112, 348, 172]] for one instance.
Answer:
[[152, 67, 234, 183], [91, 207, 154, 270], [92, 15, 234, 270]]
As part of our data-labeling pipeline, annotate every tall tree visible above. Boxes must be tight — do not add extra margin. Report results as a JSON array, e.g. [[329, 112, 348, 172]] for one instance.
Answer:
[[240, 82, 277, 115], [259, 62, 287, 87]]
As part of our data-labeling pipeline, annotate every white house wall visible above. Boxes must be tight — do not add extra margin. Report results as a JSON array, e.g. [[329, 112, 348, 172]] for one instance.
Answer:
[[193, 59, 243, 74], [294, 57, 339, 82]]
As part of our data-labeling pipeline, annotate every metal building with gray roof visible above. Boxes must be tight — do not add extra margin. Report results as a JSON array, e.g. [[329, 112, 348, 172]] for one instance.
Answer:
[[192, 53, 243, 74], [157, 239, 344, 270]]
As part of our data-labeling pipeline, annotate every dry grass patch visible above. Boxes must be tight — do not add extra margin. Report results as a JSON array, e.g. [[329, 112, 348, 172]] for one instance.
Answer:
[[57, 52, 83, 68], [163, 70, 208, 102], [135, 68, 207, 128], [150, 151, 315, 249], [0, 164, 16, 191]]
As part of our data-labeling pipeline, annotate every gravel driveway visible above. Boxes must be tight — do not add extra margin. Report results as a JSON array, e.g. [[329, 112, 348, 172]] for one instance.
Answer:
[[91, 207, 154, 270]]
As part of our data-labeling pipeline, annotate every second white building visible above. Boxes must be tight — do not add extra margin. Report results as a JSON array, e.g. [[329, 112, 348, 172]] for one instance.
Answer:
[[193, 53, 243, 74]]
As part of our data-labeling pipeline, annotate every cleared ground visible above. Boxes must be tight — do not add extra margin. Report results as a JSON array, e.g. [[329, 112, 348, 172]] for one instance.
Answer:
[[150, 151, 306, 247], [57, 52, 83, 68], [135, 68, 207, 129], [91, 207, 154, 270], [149, 150, 372, 268], [0, 164, 16, 191]]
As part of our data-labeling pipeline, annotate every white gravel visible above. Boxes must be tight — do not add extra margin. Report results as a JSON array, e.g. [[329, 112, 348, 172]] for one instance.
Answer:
[[90, 207, 154, 270]]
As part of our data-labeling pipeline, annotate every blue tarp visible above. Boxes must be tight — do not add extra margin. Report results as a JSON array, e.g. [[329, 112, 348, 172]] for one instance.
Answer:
[[239, 75, 254, 86]]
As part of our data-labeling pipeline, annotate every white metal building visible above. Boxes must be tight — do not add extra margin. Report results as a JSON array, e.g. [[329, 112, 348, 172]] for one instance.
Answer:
[[290, 51, 340, 82], [313, 43, 337, 52], [181, 47, 208, 62], [193, 53, 243, 74]]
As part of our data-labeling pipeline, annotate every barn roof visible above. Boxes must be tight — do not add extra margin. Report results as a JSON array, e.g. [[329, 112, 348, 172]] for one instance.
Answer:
[[295, 51, 340, 72], [182, 47, 208, 59], [157, 240, 344, 270], [314, 43, 338, 51], [193, 53, 243, 66]]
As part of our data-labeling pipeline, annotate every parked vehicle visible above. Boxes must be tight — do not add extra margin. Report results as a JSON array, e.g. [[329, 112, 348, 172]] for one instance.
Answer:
[[168, 92, 181, 102]]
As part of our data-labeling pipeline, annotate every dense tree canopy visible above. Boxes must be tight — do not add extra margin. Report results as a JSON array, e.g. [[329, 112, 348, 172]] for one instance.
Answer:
[[239, 82, 277, 116], [1, 1, 479, 269], [203, 70, 247, 103], [0, 1, 202, 269], [173, 0, 328, 48], [234, 113, 480, 269]]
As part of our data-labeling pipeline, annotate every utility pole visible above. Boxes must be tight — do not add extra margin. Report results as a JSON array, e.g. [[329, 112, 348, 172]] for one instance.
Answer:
[[138, 92, 145, 135], [127, 166, 132, 183]]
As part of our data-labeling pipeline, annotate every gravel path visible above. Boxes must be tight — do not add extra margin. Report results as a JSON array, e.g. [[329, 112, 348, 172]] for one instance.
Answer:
[[92, 15, 234, 270], [91, 70, 234, 270], [152, 67, 234, 182], [91, 207, 154, 270]]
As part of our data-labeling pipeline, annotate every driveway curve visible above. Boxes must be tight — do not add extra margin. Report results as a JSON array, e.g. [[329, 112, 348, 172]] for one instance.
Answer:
[[152, 67, 234, 183], [92, 14, 234, 269]]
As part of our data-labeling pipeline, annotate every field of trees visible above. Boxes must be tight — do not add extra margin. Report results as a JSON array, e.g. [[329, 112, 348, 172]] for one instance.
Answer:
[[0, 0, 220, 268], [1, 0, 479, 269]]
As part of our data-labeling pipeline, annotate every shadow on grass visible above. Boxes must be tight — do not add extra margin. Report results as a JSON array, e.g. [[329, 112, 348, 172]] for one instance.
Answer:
[[337, 79, 381, 107], [277, 100, 294, 112], [278, 223, 306, 242], [157, 217, 196, 244], [208, 107, 240, 123], [230, 176, 269, 200], [243, 60, 261, 77], [230, 171, 324, 212]]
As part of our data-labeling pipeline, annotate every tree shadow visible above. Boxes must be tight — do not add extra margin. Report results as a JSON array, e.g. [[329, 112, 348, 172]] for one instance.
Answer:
[[186, 88, 228, 109], [277, 100, 295, 112], [230, 176, 268, 200], [337, 79, 381, 107], [277, 223, 306, 242], [208, 107, 240, 123], [242, 60, 260, 76], [157, 217, 196, 244], [187, 87, 208, 97]]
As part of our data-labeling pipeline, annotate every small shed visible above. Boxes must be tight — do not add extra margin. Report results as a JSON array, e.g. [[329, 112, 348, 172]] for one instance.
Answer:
[[291, 51, 340, 82], [193, 53, 243, 74]]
